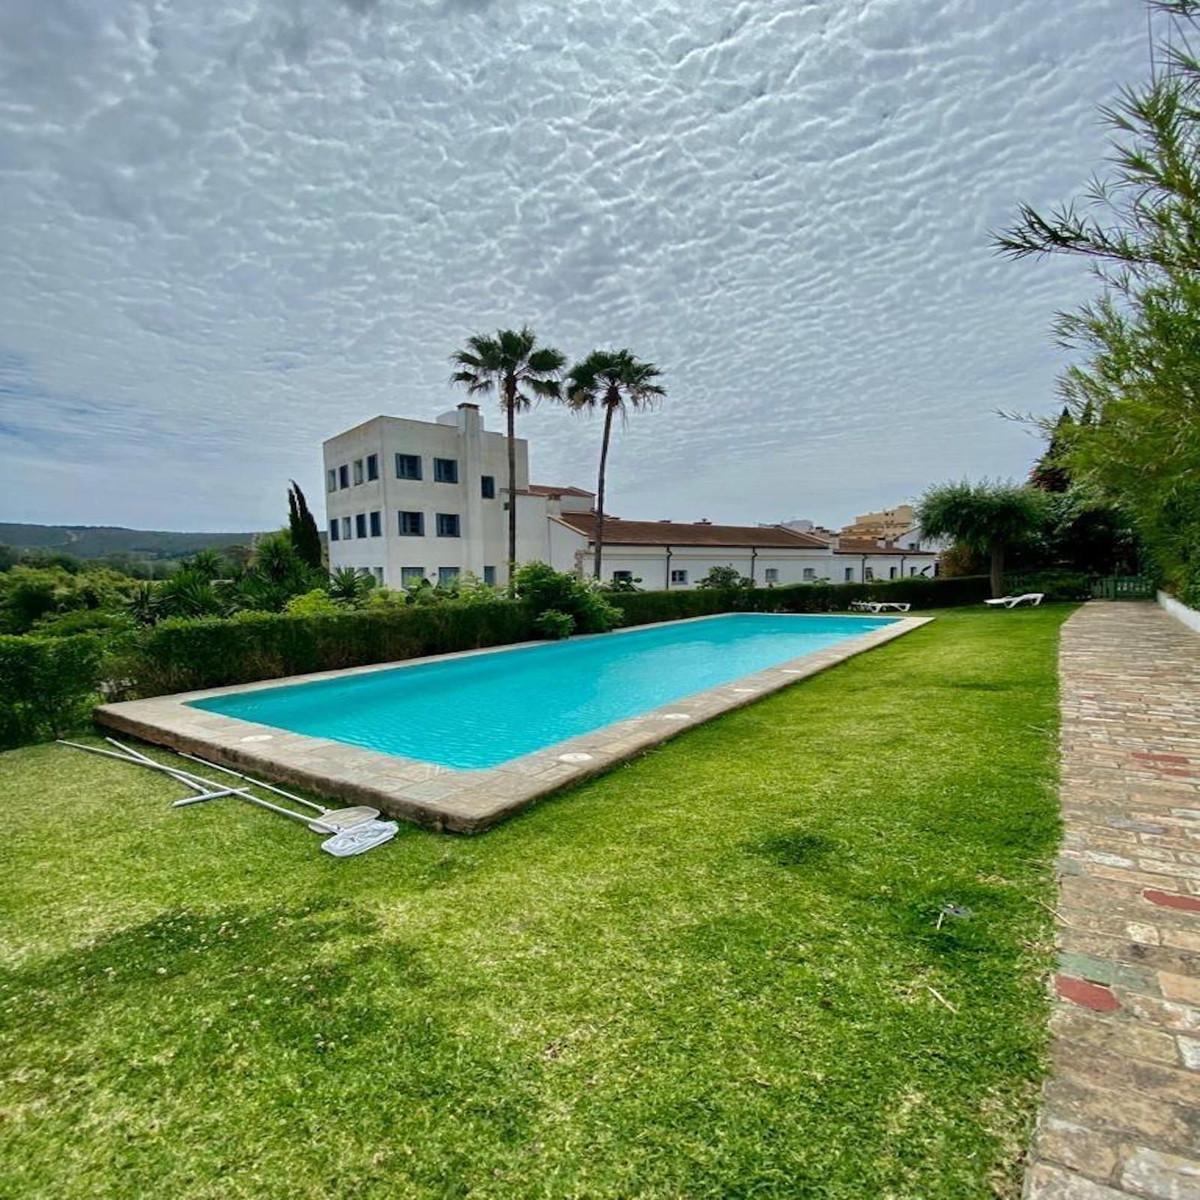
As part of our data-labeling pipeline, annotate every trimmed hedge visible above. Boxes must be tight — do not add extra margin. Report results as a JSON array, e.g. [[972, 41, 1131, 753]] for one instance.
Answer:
[[0, 633, 106, 749], [114, 601, 537, 698], [0, 573, 999, 747], [611, 575, 992, 627]]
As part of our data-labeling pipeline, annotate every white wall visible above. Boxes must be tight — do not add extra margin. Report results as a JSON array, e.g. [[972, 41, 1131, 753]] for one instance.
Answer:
[[324, 407, 532, 588]]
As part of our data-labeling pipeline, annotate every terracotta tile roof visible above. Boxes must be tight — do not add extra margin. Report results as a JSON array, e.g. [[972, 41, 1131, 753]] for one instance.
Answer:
[[527, 484, 595, 498], [554, 513, 830, 549]]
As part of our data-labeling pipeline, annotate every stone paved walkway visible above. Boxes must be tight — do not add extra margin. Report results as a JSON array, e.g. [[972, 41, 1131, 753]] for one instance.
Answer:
[[1026, 602, 1200, 1199]]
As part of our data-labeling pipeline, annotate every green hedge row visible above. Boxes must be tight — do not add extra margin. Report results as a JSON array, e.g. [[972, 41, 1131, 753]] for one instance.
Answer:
[[113, 601, 537, 698], [0, 633, 107, 749], [610, 575, 992, 627], [0, 574, 998, 749]]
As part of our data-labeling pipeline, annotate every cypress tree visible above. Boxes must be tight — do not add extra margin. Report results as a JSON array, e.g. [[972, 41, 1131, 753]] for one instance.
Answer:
[[287, 481, 324, 570]]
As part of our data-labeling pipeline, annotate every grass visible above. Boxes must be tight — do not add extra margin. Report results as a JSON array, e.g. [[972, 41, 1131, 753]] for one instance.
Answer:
[[0, 606, 1071, 1199]]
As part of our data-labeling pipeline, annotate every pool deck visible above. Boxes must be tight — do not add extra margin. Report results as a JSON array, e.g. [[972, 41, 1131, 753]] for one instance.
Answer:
[[94, 613, 931, 834]]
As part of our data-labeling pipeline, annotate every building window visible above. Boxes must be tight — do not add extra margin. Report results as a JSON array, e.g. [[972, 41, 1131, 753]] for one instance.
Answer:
[[398, 511, 424, 537], [338, 464, 349, 489], [612, 570, 633, 584], [765, 568, 780, 584], [329, 522, 340, 542], [369, 510, 382, 538], [844, 567, 854, 582], [372, 567, 384, 585], [355, 513, 367, 539], [340, 516, 351, 540], [481, 475, 495, 499], [401, 567, 425, 587], [802, 568, 815, 582], [889, 566, 898, 579], [670, 569, 688, 585], [395, 453, 422, 480], [433, 457, 459, 484], [483, 565, 496, 586], [366, 453, 379, 481], [865, 567, 874, 581], [436, 513, 460, 538], [438, 566, 460, 586], [353, 459, 364, 485], [327, 469, 337, 493]]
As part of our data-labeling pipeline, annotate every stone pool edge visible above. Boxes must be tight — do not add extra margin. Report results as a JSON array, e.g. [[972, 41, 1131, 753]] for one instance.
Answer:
[[94, 614, 932, 834]]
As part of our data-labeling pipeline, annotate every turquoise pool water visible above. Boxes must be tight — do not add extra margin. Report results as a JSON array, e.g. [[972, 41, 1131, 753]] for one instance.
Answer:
[[190, 613, 895, 770]]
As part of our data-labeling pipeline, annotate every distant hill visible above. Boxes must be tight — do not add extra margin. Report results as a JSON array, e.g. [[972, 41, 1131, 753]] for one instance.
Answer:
[[0, 523, 262, 561]]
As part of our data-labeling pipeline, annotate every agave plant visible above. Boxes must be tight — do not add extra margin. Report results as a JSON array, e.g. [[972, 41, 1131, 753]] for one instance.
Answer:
[[327, 567, 374, 607]]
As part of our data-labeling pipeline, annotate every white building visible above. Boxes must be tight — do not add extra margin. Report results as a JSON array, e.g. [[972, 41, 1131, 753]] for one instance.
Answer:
[[323, 409, 939, 589]]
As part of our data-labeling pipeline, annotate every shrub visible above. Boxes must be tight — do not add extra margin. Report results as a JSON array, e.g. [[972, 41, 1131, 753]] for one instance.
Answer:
[[29, 608, 136, 638], [697, 565, 753, 589], [513, 563, 620, 634], [1004, 569, 1095, 602], [533, 609, 575, 639], [0, 633, 106, 748], [611, 576, 992, 627], [115, 600, 538, 697]]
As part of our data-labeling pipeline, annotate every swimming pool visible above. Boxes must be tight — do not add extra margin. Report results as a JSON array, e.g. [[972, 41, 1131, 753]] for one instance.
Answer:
[[190, 613, 895, 770]]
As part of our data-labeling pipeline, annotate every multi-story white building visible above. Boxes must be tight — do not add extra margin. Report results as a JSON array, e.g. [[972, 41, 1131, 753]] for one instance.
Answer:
[[323, 408, 939, 589]]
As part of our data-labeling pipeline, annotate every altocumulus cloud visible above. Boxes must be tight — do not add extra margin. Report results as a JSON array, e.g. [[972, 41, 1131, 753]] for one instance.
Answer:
[[0, 0, 1149, 529]]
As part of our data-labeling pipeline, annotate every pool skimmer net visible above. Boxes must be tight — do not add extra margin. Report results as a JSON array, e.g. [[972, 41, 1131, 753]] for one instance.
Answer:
[[58, 737, 397, 858]]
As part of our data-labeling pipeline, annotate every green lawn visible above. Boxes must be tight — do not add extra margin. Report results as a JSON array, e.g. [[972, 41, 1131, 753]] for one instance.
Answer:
[[0, 606, 1070, 1199]]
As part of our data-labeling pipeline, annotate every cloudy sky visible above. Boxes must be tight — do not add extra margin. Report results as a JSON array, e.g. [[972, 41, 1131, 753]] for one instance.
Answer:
[[0, 0, 1153, 532]]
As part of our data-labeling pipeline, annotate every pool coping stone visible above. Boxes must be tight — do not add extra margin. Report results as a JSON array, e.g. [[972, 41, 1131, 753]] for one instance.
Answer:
[[94, 612, 932, 834]]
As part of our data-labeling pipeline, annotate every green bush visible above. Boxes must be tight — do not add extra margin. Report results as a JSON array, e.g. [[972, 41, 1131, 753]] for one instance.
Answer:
[[611, 576, 992, 626], [1004, 569, 1095, 602], [115, 600, 537, 697], [0, 634, 106, 749], [533, 609, 575, 639], [513, 563, 620, 634]]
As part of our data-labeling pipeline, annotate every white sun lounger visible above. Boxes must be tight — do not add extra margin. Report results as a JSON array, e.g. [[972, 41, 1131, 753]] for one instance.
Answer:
[[984, 593, 1045, 609], [849, 601, 912, 614]]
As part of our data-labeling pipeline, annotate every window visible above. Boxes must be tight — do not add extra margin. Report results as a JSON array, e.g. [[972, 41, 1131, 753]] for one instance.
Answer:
[[372, 567, 384, 585], [612, 570, 633, 584], [433, 457, 458, 484], [401, 567, 425, 587], [327, 469, 337, 493], [864, 567, 874, 581], [329, 522, 340, 542], [765, 568, 780, 584], [366, 453, 379, 481], [353, 459, 364, 485], [338, 464, 349, 489], [909, 566, 918, 577], [670, 569, 688, 585], [481, 475, 495, 499], [483, 566, 496, 586], [398, 511, 424, 536], [369, 510, 382, 538], [889, 566, 898, 580], [802, 568, 815, 582], [844, 567, 854, 582], [438, 566, 460, 586], [355, 513, 367, 539], [340, 516, 351, 540], [395, 453, 422, 480], [436, 513, 460, 538]]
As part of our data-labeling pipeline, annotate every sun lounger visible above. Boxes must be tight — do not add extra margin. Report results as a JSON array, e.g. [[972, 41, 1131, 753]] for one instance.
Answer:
[[983, 593, 1044, 609], [849, 601, 912, 614]]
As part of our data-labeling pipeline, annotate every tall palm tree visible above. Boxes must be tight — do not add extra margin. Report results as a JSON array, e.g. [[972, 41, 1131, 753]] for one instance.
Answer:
[[450, 327, 566, 588], [566, 349, 665, 579]]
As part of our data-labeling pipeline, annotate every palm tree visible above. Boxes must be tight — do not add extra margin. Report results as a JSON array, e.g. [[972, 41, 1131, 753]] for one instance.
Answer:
[[916, 480, 1047, 598], [566, 349, 665, 579], [450, 327, 565, 588]]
